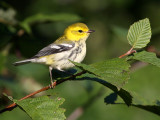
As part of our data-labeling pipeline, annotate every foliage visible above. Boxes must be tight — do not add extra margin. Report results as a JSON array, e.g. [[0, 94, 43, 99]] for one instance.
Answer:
[[130, 51, 160, 68], [104, 91, 160, 115], [127, 18, 151, 49], [14, 96, 66, 120], [73, 51, 160, 115], [1, 1, 160, 120], [72, 58, 130, 89]]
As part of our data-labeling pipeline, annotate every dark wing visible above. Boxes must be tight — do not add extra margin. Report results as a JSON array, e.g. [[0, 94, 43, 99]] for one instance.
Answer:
[[32, 43, 75, 58]]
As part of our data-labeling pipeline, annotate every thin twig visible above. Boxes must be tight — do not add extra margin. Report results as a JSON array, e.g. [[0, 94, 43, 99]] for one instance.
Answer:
[[0, 71, 86, 113], [119, 47, 136, 58]]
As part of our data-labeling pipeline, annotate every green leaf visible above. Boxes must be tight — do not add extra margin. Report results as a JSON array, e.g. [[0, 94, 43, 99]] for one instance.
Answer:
[[130, 51, 160, 68], [106, 89, 160, 116], [72, 58, 130, 89], [116, 88, 133, 106], [20, 13, 81, 34], [14, 96, 66, 120], [103, 89, 160, 116], [131, 92, 160, 116], [127, 18, 151, 48], [129, 93, 160, 116], [134, 104, 160, 116], [76, 72, 160, 113], [75, 73, 133, 106]]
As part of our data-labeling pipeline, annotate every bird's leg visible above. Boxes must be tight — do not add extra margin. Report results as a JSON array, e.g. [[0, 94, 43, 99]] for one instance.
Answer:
[[49, 66, 56, 89]]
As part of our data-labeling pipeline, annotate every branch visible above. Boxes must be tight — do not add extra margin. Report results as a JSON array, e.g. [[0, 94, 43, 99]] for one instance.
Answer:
[[119, 47, 136, 58], [0, 71, 86, 113]]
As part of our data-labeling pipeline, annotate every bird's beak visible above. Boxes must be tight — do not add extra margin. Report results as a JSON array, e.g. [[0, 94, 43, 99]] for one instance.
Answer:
[[87, 30, 95, 33]]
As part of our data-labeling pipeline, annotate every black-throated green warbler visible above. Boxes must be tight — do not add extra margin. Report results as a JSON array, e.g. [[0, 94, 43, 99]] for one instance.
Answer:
[[13, 23, 94, 87]]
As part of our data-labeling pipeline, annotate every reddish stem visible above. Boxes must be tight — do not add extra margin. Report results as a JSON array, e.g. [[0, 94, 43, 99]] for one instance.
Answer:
[[119, 47, 136, 58], [1, 71, 86, 113], [6, 82, 56, 109]]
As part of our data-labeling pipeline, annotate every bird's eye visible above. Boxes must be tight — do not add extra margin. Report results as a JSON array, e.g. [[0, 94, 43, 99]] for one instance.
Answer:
[[78, 30, 83, 33]]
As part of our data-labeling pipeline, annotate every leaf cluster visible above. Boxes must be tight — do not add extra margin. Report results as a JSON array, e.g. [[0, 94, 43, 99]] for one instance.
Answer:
[[1, 12, 160, 120]]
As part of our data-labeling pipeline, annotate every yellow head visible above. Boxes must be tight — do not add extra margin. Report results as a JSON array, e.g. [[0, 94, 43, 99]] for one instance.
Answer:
[[64, 23, 94, 41]]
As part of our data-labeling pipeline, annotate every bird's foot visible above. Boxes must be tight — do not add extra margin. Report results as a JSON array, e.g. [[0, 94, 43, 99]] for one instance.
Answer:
[[49, 81, 57, 89]]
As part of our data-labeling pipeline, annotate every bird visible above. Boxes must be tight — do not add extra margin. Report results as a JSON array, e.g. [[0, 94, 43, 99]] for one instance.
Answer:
[[13, 23, 95, 88]]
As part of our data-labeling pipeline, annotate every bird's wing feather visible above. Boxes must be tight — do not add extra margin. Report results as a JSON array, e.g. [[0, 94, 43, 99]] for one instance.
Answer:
[[32, 41, 75, 58]]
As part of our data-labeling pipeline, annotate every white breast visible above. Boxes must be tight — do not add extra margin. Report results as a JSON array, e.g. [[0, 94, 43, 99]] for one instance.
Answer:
[[52, 41, 86, 70], [73, 43, 86, 63]]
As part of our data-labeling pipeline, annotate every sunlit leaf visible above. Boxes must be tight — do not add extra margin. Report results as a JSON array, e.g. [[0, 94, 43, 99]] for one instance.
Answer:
[[72, 58, 130, 89], [14, 96, 66, 120], [127, 18, 151, 48], [129, 51, 160, 68]]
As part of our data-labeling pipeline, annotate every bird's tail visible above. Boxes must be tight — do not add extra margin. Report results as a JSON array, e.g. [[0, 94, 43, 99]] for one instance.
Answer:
[[13, 59, 33, 66]]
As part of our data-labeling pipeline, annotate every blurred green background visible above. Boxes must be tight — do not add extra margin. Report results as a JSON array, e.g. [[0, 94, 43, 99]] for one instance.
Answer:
[[0, 0, 160, 120]]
